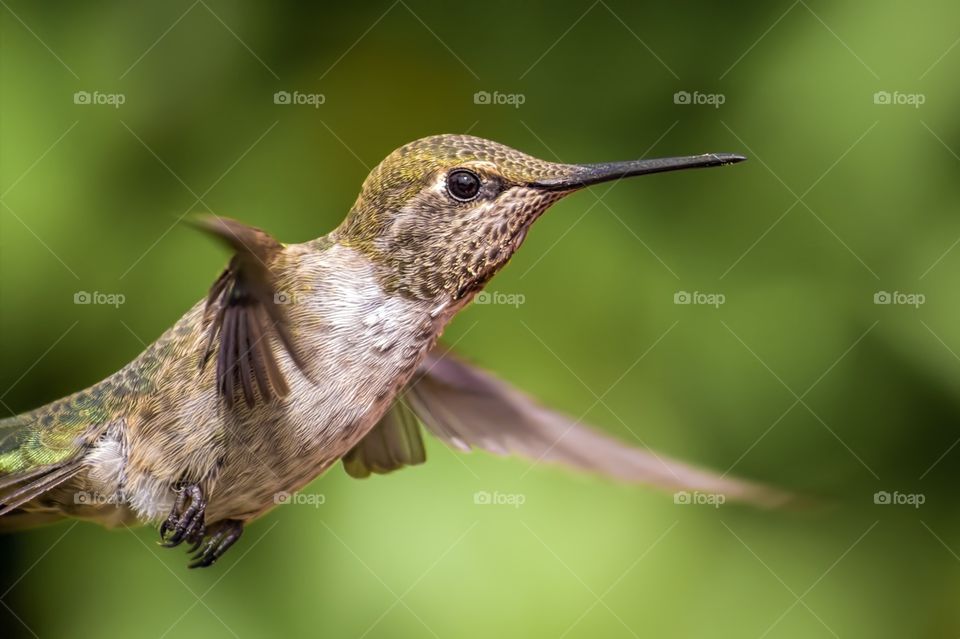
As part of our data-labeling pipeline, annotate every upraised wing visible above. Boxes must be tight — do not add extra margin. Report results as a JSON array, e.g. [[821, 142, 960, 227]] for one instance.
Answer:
[[193, 215, 307, 409]]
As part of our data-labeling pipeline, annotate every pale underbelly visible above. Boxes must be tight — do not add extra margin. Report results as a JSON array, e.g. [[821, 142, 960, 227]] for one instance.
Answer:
[[202, 336, 432, 523], [204, 399, 388, 522]]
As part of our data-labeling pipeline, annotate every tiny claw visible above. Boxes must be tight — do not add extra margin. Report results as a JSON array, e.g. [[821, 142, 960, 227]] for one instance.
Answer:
[[188, 551, 221, 569], [190, 536, 217, 563], [186, 524, 206, 551], [189, 538, 211, 559], [187, 520, 243, 569], [158, 483, 206, 548]]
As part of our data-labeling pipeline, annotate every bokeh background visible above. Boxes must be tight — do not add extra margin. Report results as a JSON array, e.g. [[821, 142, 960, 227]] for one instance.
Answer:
[[2, 1, 959, 637]]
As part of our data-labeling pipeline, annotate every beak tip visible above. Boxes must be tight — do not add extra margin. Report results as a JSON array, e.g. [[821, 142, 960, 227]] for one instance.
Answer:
[[712, 153, 747, 165]]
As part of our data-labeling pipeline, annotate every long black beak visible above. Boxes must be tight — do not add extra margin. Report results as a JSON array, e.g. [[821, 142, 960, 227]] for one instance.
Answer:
[[531, 153, 746, 191]]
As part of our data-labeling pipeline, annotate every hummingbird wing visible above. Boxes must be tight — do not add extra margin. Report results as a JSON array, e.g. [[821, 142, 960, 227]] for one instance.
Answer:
[[193, 215, 307, 409], [399, 348, 794, 508]]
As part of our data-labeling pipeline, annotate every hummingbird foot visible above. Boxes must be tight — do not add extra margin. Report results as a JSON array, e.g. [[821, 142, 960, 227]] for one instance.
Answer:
[[159, 483, 206, 548], [188, 519, 244, 569]]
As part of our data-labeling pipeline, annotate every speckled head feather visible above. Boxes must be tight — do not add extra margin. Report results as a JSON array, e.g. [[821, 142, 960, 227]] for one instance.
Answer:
[[336, 134, 577, 301]]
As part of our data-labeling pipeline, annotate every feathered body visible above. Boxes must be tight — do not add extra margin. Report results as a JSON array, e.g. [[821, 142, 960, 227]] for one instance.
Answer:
[[80, 242, 445, 526]]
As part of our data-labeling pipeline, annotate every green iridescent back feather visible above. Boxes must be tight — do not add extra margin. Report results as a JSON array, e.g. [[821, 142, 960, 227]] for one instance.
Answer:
[[338, 134, 568, 249]]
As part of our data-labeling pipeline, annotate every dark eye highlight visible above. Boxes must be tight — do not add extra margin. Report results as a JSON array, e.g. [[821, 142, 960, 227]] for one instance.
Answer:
[[446, 169, 481, 202]]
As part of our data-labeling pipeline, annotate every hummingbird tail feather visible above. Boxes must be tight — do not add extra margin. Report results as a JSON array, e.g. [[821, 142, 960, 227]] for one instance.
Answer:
[[0, 460, 83, 517], [0, 463, 60, 491]]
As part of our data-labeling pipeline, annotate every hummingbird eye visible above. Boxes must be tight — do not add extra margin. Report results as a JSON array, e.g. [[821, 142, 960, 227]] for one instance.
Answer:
[[446, 169, 481, 202]]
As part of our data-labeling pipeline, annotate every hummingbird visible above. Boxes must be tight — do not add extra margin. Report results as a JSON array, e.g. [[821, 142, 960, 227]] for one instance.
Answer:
[[0, 134, 789, 568]]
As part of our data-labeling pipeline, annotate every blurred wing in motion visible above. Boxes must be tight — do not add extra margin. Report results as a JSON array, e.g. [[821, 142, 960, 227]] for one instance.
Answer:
[[193, 215, 307, 409], [398, 348, 794, 508]]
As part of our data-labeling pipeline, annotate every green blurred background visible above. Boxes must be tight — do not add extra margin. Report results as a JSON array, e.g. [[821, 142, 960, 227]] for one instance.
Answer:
[[2, 1, 959, 637]]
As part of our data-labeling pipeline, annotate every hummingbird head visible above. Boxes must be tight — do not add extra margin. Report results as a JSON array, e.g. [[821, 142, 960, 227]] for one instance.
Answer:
[[336, 134, 744, 301]]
